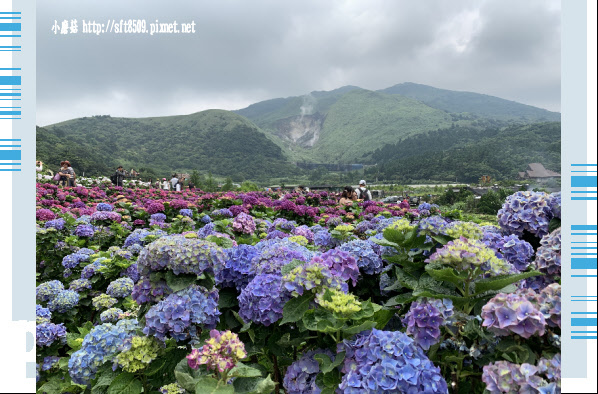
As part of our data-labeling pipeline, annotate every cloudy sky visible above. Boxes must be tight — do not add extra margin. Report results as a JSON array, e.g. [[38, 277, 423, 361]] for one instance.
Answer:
[[36, 0, 561, 126]]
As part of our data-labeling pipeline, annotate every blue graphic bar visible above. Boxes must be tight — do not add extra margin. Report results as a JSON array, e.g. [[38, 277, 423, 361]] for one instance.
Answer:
[[572, 197, 598, 201], [0, 163, 20, 165], [0, 23, 21, 31], [572, 259, 598, 269], [572, 336, 598, 340], [572, 275, 598, 277], [0, 76, 21, 85], [572, 225, 598, 230], [572, 318, 598, 326], [572, 176, 598, 187], [0, 111, 21, 115], [572, 312, 598, 315], [572, 164, 598, 166], [572, 191, 598, 193], [0, 150, 21, 160]]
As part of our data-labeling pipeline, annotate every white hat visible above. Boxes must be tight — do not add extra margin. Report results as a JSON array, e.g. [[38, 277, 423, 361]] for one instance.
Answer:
[[359, 180, 366, 185]]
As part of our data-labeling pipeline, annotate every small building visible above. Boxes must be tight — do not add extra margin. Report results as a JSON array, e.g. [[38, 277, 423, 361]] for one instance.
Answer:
[[518, 163, 561, 181]]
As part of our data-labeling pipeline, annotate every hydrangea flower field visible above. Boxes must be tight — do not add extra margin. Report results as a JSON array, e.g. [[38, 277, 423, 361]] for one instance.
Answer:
[[35, 183, 562, 394]]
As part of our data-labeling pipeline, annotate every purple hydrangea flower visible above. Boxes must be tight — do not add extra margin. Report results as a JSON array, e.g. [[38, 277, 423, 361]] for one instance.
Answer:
[[36, 209, 56, 221], [339, 239, 384, 275], [338, 329, 448, 393], [483, 232, 535, 272], [120, 263, 140, 283], [497, 191, 555, 238], [481, 288, 546, 339], [311, 249, 360, 286], [538, 283, 561, 328], [215, 244, 259, 291], [402, 298, 455, 350], [131, 276, 172, 304], [283, 349, 334, 394], [44, 218, 66, 230], [36, 322, 67, 347], [74, 224, 95, 237], [232, 212, 256, 234], [143, 285, 220, 342], [238, 274, 290, 326]]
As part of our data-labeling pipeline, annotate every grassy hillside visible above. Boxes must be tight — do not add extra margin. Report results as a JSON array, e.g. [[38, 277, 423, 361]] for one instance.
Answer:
[[37, 110, 299, 181], [365, 122, 561, 183], [380, 83, 560, 122], [311, 90, 453, 162]]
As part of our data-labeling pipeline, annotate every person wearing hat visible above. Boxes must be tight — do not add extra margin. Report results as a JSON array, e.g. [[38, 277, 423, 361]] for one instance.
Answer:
[[161, 178, 170, 190], [356, 180, 372, 201], [58, 160, 75, 187]]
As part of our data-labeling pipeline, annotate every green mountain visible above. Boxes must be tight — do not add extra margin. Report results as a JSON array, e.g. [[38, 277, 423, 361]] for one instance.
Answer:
[[236, 87, 455, 162], [379, 83, 560, 122], [36, 110, 298, 181], [235, 83, 560, 163], [365, 122, 561, 183]]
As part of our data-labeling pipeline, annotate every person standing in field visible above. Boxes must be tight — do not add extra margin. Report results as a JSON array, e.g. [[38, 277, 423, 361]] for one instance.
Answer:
[[162, 178, 170, 190], [115, 166, 127, 187], [355, 180, 372, 201]]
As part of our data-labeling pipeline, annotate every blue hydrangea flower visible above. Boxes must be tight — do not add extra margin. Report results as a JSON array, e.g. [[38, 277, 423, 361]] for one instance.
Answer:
[[131, 276, 172, 304], [120, 263, 140, 283], [48, 290, 80, 313], [252, 239, 314, 275], [96, 203, 113, 212], [106, 278, 135, 298], [42, 356, 61, 371], [211, 208, 233, 218], [100, 308, 124, 323], [137, 235, 226, 276], [215, 244, 259, 291], [338, 329, 448, 393], [339, 239, 384, 275], [311, 249, 360, 286], [314, 229, 339, 249], [143, 285, 220, 342], [75, 224, 95, 237], [238, 274, 290, 326], [283, 349, 334, 394], [417, 216, 449, 236], [44, 218, 66, 230], [36, 280, 64, 302], [36, 322, 67, 347], [548, 192, 561, 219], [62, 252, 91, 270], [483, 232, 535, 272], [200, 215, 212, 224], [68, 319, 138, 385], [180, 209, 193, 217], [197, 222, 216, 238], [80, 258, 107, 279], [36, 305, 52, 324], [69, 278, 92, 292], [150, 213, 167, 223]]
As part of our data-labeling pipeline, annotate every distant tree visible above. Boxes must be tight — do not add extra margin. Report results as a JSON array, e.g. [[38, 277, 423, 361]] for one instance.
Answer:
[[240, 181, 259, 192], [221, 177, 235, 192], [190, 170, 204, 189], [205, 172, 217, 192]]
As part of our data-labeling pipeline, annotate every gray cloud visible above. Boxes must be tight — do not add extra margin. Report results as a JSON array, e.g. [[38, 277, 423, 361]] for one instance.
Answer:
[[36, 0, 561, 126]]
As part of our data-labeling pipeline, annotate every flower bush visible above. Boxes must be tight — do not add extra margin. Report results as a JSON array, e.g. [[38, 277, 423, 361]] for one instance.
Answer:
[[35, 185, 561, 393]]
